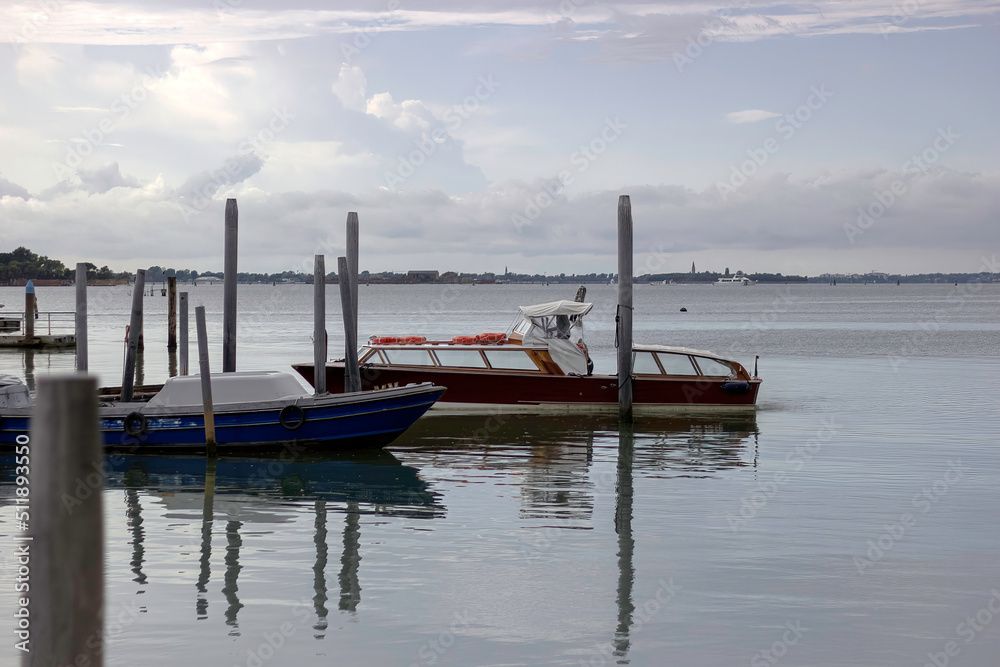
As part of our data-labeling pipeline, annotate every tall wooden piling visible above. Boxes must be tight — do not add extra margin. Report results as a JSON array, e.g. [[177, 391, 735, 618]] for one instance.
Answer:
[[346, 212, 359, 343], [223, 198, 238, 373], [24, 281, 35, 343], [313, 255, 327, 395], [617, 195, 634, 421], [195, 305, 217, 456], [167, 276, 177, 350], [75, 264, 88, 372], [338, 256, 361, 393], [121, 269, 146, 401], [179, 292, 189, 376], [27, 375, 103, 667]]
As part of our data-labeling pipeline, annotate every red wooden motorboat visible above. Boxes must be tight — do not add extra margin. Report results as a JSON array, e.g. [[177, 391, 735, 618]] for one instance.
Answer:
[[292, 299, 761, 414]]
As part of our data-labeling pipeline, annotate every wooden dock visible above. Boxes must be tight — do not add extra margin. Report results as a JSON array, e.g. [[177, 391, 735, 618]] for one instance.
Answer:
[[0, 311, 77, 348]]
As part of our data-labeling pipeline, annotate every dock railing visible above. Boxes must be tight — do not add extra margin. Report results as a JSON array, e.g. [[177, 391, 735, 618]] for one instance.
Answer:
[[0, 311, 76, 336]]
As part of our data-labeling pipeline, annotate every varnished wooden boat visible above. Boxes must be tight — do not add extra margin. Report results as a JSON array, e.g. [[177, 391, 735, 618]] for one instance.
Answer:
[[293, 300, 761, 414]]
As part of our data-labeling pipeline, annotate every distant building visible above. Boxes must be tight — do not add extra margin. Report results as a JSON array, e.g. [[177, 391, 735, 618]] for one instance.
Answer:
[[407, 270, 440, 282], [691, 262, 696, 274]]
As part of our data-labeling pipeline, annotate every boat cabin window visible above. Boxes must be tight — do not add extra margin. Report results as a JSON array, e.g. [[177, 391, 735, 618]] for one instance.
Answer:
[[361, 349, 387, 364], [693, 356, 737, 377], [382, 349, 436, 366], [483, 349, 540, 371], [654, 352, 700, 376], [433, 348, 488, 368], [632, 351, 662, 375]]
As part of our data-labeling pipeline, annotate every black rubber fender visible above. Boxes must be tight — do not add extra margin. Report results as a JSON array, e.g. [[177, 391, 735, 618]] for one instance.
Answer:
[[123, 411, 147, 437], [278, 404, 305, 431]]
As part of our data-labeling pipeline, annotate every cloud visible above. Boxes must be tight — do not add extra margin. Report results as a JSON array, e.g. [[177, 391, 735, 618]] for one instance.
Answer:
[[726, 110, 781, 124], [1, 159, 996, 273], [1, 1, 997, 49], [331, 64, 367, 112]]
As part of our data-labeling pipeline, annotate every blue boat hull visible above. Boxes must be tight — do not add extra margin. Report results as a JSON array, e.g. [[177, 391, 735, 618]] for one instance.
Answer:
[[0, 385, 445, 451]]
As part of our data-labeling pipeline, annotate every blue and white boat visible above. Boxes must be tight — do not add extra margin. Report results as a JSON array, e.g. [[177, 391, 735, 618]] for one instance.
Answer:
[[0, 371, 444, 451]]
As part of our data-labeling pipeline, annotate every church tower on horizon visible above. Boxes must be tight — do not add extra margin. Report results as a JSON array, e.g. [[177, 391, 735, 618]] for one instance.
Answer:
[[691, 261, 696, 274]]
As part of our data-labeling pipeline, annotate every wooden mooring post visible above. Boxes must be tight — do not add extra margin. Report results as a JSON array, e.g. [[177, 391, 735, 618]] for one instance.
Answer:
[[23, 280, 35, 343], [338, 256, 361, 393], [121, 269, 146, 401], [617, 195, 634, 421], [344, 213, 361, 393], [179, 292, 189, 376], [167, 276, 177, 350], [26, 375, 103, 667], [223, 198, 238, 373], [75, 263, 88, 372], [195, 305, 218, 456], [314, 255, 327, 395]]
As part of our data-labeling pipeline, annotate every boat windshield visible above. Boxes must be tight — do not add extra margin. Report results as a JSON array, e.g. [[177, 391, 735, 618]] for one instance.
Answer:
[[514, 300, 593, 342]]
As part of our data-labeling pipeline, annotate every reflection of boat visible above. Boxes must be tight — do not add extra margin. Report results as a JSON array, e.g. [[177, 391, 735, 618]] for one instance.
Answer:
[[293, 300, 761, 412], [0, 371, 444, 450], [101, 449, 444, 517]]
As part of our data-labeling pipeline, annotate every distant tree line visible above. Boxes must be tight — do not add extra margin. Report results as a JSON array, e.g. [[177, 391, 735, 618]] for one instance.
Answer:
[[3, 247, 997, 285]]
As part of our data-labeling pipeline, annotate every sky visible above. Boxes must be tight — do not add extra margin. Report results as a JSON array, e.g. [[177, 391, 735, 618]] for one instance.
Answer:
[[0, 0, 998, 277]]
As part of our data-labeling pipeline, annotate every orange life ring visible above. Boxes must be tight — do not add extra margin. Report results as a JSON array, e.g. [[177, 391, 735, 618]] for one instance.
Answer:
[[475, 332, 507, 344], [403, 335, 426, 344], [452, 335, 476, 345], [371, 335, 399, 345]]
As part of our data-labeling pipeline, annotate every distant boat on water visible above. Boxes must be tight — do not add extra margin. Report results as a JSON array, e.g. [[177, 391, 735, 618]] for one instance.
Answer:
[[713, 273, 755, 286]]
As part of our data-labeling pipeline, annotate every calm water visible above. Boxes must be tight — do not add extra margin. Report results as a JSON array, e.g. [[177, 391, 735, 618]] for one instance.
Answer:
[[1, 283, 999, 666]]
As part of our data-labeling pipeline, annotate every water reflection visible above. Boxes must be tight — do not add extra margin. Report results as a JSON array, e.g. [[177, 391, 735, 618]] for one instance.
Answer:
[[98, 449, 444, 630], [394, 413, 759, 520], [614, 424, 635, 663]]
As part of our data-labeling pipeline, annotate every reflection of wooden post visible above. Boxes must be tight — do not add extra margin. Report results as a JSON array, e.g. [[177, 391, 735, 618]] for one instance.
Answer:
[[338, 257, 361, 393], [167, 276, 177, 350], [195, 306, 217, 456], [196, 457, 217, 619], [122, 270, 146, 401], [313, 500, 329, 635], [223, 198, 238, 373], [613, 423, 635, 661], [76, 264, 88, 372], [338, 502, 362, 612], [313, 255, 327, 395], [179, 292, 189, 376], [617, 195, 633, 421], [28, 376, 103, 667]]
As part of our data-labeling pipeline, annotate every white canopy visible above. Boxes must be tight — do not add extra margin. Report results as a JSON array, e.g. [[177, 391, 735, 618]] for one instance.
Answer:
[[518, 300, 594, 318]]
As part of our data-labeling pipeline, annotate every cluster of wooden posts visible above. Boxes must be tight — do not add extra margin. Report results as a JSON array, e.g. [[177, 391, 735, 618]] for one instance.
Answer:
[[23, 194, 636, 665]]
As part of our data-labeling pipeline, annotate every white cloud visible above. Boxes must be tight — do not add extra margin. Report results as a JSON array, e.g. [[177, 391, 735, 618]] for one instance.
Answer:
[[727, 110, 781, 124], [331, 64, 367, 112]]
